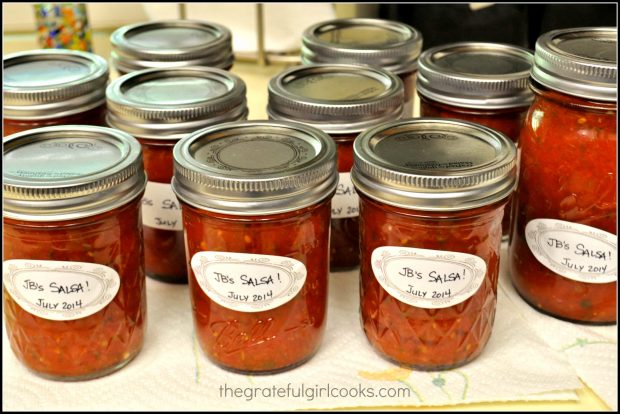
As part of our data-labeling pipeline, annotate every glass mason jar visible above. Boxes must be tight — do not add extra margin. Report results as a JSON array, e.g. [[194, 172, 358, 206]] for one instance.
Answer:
[[301, 18, 422, 117], [268, 64, 403, 271], [509, 27, 617, 324], [352, 119, 517, 370], [172, 121, 337, 374], [110, 20, 234, 75], [2, 126, 147, 380], [3, 49, 108, 136], [107, 67, 248, 284], [417, 42, 534, 238]]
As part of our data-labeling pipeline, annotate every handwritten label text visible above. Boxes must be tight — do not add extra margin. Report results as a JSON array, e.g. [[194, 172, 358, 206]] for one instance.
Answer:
[[526, 219, 617, 284], [3, 260, 120, 321], [371, 247, 487, 309], [191, 252, 307, 313], [331, 172, 359, 219], [142, 181, 183, 231]]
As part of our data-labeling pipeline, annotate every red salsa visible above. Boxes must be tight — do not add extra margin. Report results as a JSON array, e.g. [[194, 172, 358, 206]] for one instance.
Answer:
[[417, 42, 534, 237], [359, 195, 506, 369], [106, 67, 247, 283], [509, 83, 616, 323], [419, 98, 528, 146], [3, 200, 146, 379], [172, 121, 337, 373], [182, 201, 331, 373], [267, 64, 404, 271], [352, 118, 517, 369], [2, 126, 147, 380], [330, 133, 359, 269], [3, 104, 107, 137], [138, 138, 187, 282], [508, 27, 617, 324]]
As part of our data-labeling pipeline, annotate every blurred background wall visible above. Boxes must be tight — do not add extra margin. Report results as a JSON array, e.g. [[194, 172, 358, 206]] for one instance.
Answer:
[[378, 3, 617, 49], [3, 3, 617, 58]]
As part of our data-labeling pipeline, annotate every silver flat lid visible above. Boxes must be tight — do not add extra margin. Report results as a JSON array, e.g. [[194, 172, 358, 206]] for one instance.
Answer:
[[110, 20, 234, 73], [531, 27, 617, 102], [351, 118, 517, 211], [106, 67, 247, 139], [417, 42, 534, 109], [172, 120, 337, 215], [3, 49, 108, 120], [4, 125, 146, 221], [268, 64, 404, 134], [301, 18, 423, 74]]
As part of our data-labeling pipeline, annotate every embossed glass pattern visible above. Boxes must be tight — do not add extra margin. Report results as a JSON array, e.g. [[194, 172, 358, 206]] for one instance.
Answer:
[[359, 196, 504, 369], [509, 92, 616, 324], [3, 126, 146, 380], [352, 118, 515, 370], [182, 201, 331, 373], [509, 27, 616, 324], [173, 121, 336, 373], [3, 201, 146, 380]]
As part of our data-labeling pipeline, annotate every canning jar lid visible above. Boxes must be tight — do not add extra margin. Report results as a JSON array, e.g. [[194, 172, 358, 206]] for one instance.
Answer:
[[110, 20, 234, 73], [531, 27, 617, 102], [106, 67, 247, 139], [351, 118, 517, 211], [301, 18, 423, 74], [3, 49, 108, 120], [3, 125, 146, 221], [268, 64, 404, 134], [417, 42, 534, 109], [172, 120, 338, 215]]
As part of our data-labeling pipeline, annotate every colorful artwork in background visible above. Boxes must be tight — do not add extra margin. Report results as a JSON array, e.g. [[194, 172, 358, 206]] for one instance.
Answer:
[[34, 3, 92, 52]]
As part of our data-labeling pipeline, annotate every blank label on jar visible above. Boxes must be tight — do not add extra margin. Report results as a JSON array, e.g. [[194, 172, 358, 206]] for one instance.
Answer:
[[371, 246, 487, 309], [2, 259, 120, 321], [191, 251, 307, 313], [525, 219, 617, 283], [332, 172, 359, 219], [142, 181, 183, 231]]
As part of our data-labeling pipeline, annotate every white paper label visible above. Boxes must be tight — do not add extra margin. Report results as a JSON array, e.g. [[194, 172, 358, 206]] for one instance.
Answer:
[[332, 172, 359, 219], [191, 251, 307, 313], [371, 246, 487, 309], [525, 219, 617, 284], [2, 260, 121, 321], [141, 181, 183, 231]]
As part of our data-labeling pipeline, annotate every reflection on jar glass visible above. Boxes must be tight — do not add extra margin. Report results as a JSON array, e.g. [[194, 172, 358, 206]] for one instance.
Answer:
[[107, 67, 247, 284], [301, 18, 422, 117], [417, 42, 534, 238], [3, 49, 108, 136], [268, 64, 404, 271], [352, 118, 517, 370], [172, 120, 337, 374], [509, 27, 617, 324], [2, 126, 147, 380]]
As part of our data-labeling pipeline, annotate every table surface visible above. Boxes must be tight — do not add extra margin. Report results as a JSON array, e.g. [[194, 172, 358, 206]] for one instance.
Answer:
[[1, 29, 612, 411]]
